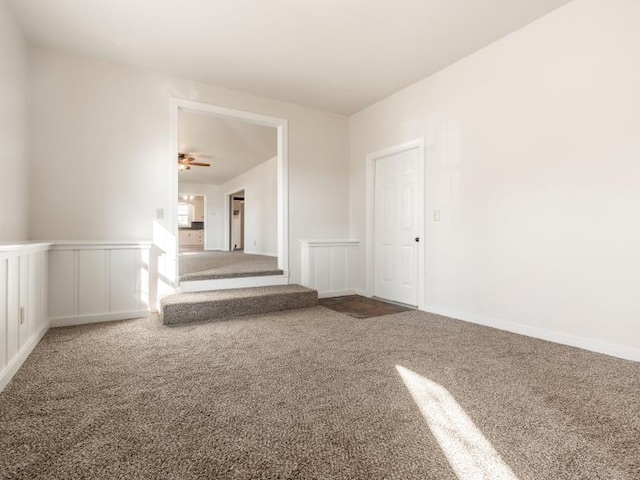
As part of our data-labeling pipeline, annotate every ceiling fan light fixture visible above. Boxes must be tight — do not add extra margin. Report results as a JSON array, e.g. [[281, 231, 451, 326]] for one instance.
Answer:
[[178, 152, 211, 170]]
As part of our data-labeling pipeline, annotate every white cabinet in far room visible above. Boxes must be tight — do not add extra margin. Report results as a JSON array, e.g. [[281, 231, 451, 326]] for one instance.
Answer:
[[179, 230, 204, 246]]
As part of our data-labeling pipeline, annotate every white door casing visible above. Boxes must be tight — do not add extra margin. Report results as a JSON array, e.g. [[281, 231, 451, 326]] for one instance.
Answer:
[[366, 139, 425, 308]]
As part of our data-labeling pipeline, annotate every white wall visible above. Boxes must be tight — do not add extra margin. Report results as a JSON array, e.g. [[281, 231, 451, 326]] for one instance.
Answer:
[[222, 157, 278, 256], [29, 48, 350, 284], [0, 0, 29, 241], [350, 0, 640, 358]]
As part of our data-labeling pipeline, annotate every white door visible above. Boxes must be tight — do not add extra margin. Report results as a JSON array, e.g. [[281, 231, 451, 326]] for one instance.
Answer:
[[374, 147, 419, 306]]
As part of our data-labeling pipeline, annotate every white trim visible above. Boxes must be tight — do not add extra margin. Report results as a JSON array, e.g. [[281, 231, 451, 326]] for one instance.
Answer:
[[243, 250, 278, 257], [0, 323, 49, 392], [51, 242, 151, 251], [0, 243, 53, 256], [170, 98, 289, 284], [318, 289, 359, 299], [422, 304, 640, 363], [299, 239, 360, 247], [50, 311, 150, 328], [365, 138, 426, 309], [179, 274, 289, 293]]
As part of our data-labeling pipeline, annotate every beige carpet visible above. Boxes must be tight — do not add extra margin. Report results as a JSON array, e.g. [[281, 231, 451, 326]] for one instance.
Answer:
[[0, 308, 638, 479], [179, 250, 281, 281]]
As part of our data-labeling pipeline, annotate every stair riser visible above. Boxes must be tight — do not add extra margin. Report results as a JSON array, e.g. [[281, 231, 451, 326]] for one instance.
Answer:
[[162, 292, 317, 325], [179, 274, 288, 293]]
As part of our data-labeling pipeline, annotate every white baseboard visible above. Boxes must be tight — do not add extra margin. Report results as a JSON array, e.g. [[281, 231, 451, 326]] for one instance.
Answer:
[[318, 289, 359, 298], [243, 250, 278, 257], [421, 304, 640, 363], [0, 323, 50, 392], [179, 274, 288, 293], [50, 310, 150, 328]]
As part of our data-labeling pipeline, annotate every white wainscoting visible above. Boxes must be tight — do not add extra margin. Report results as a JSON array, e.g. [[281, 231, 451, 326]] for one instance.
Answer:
[[0, 243, 52, 391], [300, 240, 360, 298], [49, 242, 152, 327]]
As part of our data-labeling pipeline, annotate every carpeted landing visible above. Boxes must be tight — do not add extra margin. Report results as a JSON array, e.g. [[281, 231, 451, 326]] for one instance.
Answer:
[[0, 308, 639, 479], [179, 250, 281, 282]]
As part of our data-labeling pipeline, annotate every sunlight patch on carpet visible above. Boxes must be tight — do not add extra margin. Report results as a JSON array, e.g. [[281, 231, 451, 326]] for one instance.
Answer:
[[396, 365, 519, 480]]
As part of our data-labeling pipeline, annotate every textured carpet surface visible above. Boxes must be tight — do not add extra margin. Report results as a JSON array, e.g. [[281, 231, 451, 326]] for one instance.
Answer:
[[161, 285, 318, 325], [1, 308, 639, 479], [179, 251, 281, 281], [319, 295, 413, 318]]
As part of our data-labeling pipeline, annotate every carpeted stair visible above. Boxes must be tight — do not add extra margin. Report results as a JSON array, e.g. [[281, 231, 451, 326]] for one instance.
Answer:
[[160, 284, 318, 325]]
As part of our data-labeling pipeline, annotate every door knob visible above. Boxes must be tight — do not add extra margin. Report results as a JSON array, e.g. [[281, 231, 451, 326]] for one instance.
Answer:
[[415, 237, 420, 242]]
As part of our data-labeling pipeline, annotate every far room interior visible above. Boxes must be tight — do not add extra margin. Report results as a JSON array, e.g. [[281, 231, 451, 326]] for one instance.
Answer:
[[1, 0, 639, 478]]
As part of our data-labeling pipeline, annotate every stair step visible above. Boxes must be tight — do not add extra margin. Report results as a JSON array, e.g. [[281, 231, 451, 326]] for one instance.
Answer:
[[160, 284, 318, 325]]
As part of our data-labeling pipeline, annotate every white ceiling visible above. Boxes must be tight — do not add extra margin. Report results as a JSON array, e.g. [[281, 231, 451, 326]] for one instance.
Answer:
[[9, 0, 572, 115], [178, 110, 277, 185]]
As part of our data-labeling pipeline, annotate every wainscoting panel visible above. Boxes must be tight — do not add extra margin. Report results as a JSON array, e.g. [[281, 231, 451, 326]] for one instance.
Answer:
[[110, 248, 140, 314], [78, 249, 108, 316], [0, 257, 6, 378], [7, 256, 19, 362], [48, 249, 75, 319], [300, 240, 360, 298], [49, 242, 151, 327], [0, 243, 52, 391]]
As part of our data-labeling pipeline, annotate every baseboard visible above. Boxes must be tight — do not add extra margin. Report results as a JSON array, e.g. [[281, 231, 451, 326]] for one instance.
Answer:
[[0, 323, 50, 392], [243, 250, 277, 257], [421, 304, 640, 363], [50, 310, 150, 328], [318, 289, 359, 299]]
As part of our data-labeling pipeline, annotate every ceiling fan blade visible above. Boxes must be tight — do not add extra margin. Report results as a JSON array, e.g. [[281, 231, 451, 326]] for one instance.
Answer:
[[189, 162, 210, 167]]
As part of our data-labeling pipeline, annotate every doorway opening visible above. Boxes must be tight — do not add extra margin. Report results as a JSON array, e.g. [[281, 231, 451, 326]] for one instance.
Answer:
[[169, 99, 289, 288], [177, 193, 206, 252], [229, 190, 245, 251], [366, 138, 426, 309]]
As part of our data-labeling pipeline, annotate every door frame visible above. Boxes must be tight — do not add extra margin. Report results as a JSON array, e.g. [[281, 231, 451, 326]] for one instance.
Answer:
[[225, 188, 246, 251], [365, 138, 426, 309], [169, 98, 289, 278]]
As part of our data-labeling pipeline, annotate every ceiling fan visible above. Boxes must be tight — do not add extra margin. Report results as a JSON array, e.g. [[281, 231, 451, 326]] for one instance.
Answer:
[[178, 153, 211, 171]]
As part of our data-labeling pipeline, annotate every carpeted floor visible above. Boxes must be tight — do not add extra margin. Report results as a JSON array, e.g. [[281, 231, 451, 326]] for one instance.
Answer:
[[319, 295, 413, 318], [0, 307, 638, 479], [179, 250, 281, 281]]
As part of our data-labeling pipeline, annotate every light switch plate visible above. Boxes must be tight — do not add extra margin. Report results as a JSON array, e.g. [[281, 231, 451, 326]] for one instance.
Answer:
[[156, 208, 164, 220], [433, 210, 440, 222]]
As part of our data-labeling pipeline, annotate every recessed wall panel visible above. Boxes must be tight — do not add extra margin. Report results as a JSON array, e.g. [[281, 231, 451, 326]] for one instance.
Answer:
[[78, 250, 108, 316]]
